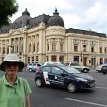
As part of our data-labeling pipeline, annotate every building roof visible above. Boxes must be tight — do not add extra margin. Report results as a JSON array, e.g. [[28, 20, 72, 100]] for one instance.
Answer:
[[47, 9, 64, 27], [13, 8, 32, 29], [0, 8, 106, 38], [66, 28, 106, 37]]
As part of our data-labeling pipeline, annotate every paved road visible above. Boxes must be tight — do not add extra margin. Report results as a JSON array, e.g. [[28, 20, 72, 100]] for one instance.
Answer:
[[0, 69, 107, 107]]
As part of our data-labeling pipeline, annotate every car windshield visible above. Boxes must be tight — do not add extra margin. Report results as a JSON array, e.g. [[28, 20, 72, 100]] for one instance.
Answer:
[[102, 64, 107, 66], [60, 66, 81, 74]]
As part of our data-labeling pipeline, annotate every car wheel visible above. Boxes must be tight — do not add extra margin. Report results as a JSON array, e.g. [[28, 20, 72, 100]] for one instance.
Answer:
[[97, 70, 101, 73], [102, 72, 107, 74], [35, 78, 42, 87], [67, 82, 77, 93], [83, 68, 88, 73]]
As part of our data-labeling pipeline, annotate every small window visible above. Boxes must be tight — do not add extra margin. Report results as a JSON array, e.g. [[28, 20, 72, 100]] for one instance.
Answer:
[[74, 44, 78, 52], [33, 63, 36, 66], [42, 67, 51, 72], [52, 67, 63, 74], [37, 64, 41, 66]]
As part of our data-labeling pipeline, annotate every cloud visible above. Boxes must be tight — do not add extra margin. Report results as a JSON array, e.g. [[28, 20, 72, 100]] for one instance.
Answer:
[[10, 0, 107, 34]]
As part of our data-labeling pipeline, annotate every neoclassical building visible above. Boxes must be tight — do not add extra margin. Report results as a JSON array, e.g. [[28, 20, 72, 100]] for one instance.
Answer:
[[0, 8, 107, 67]]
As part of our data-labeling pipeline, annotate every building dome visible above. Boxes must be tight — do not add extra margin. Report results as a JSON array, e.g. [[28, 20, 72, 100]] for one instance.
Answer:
[[13, 8, 32, 27], [47, 9, 64, 27]]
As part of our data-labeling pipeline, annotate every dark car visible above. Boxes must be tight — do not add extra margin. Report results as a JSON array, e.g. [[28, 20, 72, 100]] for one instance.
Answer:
[[35, 65, 95, 93], [101, 65, 107, 74]]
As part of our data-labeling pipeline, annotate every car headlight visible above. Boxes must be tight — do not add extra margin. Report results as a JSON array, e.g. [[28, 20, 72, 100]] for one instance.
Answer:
[[76, 78, 88, 82]]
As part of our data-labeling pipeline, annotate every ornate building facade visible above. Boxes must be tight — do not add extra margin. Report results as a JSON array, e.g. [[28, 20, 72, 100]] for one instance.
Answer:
[[0, 8, 107, 67]]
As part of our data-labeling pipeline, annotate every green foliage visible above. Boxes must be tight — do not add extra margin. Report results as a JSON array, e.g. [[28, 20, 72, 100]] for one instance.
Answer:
[[0, 0, 18, 27]]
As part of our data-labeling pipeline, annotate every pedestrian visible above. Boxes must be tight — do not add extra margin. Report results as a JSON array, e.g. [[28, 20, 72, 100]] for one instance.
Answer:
[[0, 53, 32, 107]]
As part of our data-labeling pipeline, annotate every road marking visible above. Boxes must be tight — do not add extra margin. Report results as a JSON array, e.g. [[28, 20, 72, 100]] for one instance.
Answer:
[[96, 87, 107, 90], [65, 98, 107, 107]]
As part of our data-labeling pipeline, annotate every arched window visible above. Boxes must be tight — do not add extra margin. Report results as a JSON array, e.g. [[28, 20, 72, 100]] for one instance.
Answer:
[[29, 44, 31, 53], [3, 47, 5, 54], [7, 47, 9, 54], [33, 43, 35, 52], [37, 42, 39, 52], [104, 47, 107, 53], [91, 47, 94, 52], [16, 45, 18, 53], [100, 46, 102, 53], [47, 44, 49, 51]]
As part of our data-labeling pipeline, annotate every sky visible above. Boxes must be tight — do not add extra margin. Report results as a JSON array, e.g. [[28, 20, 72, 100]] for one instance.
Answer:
[[10, 0, 107, 34]]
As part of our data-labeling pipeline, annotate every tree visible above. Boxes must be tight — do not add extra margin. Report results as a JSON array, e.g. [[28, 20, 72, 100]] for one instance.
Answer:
[[0, 0, 18, 27]]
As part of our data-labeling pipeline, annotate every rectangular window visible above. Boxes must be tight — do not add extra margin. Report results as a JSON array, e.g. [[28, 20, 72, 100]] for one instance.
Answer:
[[46, 56, 48, 61], [60, 43, 63, 51], [91, 47, 94, 52], [74, 56, 79, 62], [74, 44, 78, 52], [47, 44, 49, 51], [52, 43, 56, 51], [36, 56, 38, 61], [83, 45, 86, 52]]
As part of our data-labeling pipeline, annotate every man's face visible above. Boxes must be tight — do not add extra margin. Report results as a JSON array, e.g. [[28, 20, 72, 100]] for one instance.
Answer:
[[5, 62, 19, 76]]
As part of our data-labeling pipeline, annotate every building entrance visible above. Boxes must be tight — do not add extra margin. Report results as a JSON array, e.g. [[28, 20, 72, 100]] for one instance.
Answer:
[[51, 55, 57, 61]]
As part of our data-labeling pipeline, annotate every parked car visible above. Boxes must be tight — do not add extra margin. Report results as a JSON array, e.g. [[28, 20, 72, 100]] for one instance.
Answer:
[[43, 61, 64, 66], [101, 65, 107, 74], [96, 64, 107, 72], [65, 62, 89, 73], [27, 63, 41, 72], [35, 65, 95, 93]]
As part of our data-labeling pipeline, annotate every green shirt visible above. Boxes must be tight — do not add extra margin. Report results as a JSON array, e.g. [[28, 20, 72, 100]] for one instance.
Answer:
[[0, 76, 31, 107]]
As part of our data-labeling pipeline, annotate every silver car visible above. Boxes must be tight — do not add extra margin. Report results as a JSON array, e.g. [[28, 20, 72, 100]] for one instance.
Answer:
[[65, 62, 89, 73], [96, 64, 107, 72], [27, 63, 41, 72]]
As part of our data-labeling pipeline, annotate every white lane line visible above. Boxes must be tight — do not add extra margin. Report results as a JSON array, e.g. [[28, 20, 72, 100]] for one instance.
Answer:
[[65, 98, 107, 107], [96, 87, 107, 90]]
